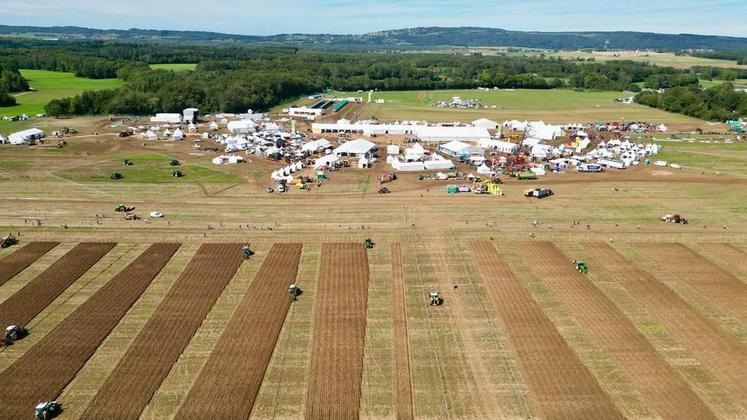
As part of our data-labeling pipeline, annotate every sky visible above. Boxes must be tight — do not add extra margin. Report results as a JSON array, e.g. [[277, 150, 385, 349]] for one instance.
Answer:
[[2, 0, 746, 37]]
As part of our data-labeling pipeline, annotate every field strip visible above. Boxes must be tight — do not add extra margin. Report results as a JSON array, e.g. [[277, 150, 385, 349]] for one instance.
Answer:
[[634, 243, 747, 324], [305, 243, 369, 420], [176, 243, 302, 419], [80, 243, 244, 419], [0, 242, 59, 286], [584, 242, 747, 415], [516, 241, 717, 420], [0, 242, 115, 329], [469, 240, 623, 419], [391, 243, 414, 420], [698, 243, 747, 278], [0, 243, 180, 419]]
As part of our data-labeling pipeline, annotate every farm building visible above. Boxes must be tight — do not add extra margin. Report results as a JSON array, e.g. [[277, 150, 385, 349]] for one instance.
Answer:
[[8, 128, 44, 145], [333, 139, 376, 158], [150, 113, 182, 124], [477, 139, 520, 154], [472, 118, 499, 129]]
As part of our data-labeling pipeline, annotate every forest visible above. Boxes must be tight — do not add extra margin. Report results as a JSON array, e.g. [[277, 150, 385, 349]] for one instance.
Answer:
[[635, 83, 747, 121]]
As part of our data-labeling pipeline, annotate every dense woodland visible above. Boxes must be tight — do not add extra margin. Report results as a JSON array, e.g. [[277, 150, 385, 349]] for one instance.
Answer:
[[635, 83, 747, 121], [0, 40, 745, 120]]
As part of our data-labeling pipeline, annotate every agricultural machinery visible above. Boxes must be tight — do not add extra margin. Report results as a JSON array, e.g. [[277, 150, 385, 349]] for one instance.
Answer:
[[524, 188, 554, 199], [288, 284, 303, 301], [573, 260, 588, 274], [0, 234, 18, 249], [123, 213, 139, 221], [661, 214, 688, 224], [110, 172, 123, 180], [2, 325, 28, 346], [429, 291, 443, 306], [378, 186, 390, 194], [114, 204, 135, 212], [379, 173, 397, 184], [169, 159, 181, 166], [171, 169, 183, 178], [242, 244, 254, 260], [364, 237, 374, 249], [35, 401, 61, 420], [123, 159, 133, 166]]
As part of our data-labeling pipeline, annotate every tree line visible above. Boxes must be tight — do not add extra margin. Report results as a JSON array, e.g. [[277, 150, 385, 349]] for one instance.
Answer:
[[635, 83, 747, 121]]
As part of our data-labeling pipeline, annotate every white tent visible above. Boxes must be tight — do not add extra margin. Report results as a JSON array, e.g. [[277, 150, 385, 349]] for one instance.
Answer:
[[301, 139, 332, 153], [144, 131, 158, 141], [315, 154, 340, 169], [477, 164, 495, 175], [0, 135, 6, 144], [472, 118, 498, 129], [404, 143, 425, 161], [8, 128, 44, 145], [504, 120, 528, 131], [227, 120, 258, 134], [172, 128, 184, 141], [476, 139, 519, 154], [386, 145, 400, 155], [358, 157, 370, 169], [333, 138, 376, 158], [209, 121, 219, 131], [439, 140, 472, 156]]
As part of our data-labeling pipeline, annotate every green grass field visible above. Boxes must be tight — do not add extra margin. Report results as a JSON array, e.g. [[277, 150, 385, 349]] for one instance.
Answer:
[[0, 70, 122, 122], [56, 153, 241, 184], [546, 51, 747, 69], [149, 63, 197, 71], [699, 79, 747, 89], [651, 140, 747, 176], [321, 89, 707, 127]]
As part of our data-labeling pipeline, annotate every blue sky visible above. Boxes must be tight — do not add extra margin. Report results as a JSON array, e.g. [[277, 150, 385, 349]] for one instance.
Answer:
[[1, 0, 745, 37]]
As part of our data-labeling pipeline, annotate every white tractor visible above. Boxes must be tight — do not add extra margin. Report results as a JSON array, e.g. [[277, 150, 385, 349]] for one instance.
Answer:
[[35, 401, 61, 420]]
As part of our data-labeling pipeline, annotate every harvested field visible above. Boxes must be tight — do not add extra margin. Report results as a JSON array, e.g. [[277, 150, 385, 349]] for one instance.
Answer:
[[515, 241, 717, 420], [0, 243, 179, 419], [80, 243, 243, 419], [698, 243, 747, 277], [391, 243, 414, 420], [306, 243, 369, 420], [177, 243, 302, 419], [0, 242, 58, 286], [469, 240, 623, 419], [635, 243, 747, 324], [0, 242, 115, 329], [583, 242, 747, 414]]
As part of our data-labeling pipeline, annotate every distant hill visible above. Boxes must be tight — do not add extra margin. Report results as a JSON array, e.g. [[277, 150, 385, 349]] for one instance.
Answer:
[[2, 25, 747, 51]]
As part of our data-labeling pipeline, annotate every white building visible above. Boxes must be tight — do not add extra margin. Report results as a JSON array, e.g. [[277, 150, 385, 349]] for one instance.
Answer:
[[8, 128, 44, 145], [333, 138, 376, 158], [150, 113, 182, 124], [312, 122, 490, 142], [288, 107, 324, 120]]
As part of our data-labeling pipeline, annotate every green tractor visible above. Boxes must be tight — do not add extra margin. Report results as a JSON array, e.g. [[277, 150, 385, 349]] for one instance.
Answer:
[[110, 172, 123, 180], [0, 234, 18, 249], [429, 291, 443, 306], [288, 284, 303, 301], [123, 159, 133, 166], [169, 159, 181, 166], [574, 260, 588, 274], [364, 237, 374, 249], [171, 169, 183, 178], [35, 401, 61, 420]]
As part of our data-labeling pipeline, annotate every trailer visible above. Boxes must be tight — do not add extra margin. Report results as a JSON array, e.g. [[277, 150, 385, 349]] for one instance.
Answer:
[[597, 159, 626, 170], [578, 163, 603, 173]]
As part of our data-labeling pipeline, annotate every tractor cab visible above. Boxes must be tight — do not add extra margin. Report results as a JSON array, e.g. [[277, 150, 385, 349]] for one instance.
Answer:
[[429, 291, 443, 306], [364, 237, 374, 249], [35, 401, 60, 420], [573, 260, 588, 274], [241, 244, 254, 260], [0, 234, 18, 249], [288, 284, 303, 301]]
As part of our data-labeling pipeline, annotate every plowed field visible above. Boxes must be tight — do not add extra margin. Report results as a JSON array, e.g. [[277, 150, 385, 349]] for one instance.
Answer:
[[515, 241, 717, 420], [0, 243, 179, 419], [635, 243, 747, 324], [177, 243, 302, 419], [0, 242, 59, 286], [0, 242, 115, 329], [699, 243, 747, 277], [306, 243, 369, 420], [80, 243, 243, 419], [391, 243, 414, 420], [583, 242, 747, 412], [469, 240, 623, 419]]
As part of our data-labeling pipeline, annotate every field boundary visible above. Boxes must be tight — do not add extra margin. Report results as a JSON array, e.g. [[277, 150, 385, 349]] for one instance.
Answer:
[[0, 242, 59, 286], [391, 243, 414, 420]]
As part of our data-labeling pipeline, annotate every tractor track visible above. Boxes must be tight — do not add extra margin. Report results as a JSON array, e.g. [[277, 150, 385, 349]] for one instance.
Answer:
[[0, 243, 179, 419], [176, 243, 302, 419]]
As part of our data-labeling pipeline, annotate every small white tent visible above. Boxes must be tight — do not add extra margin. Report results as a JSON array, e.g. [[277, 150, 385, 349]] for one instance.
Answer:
[[333, 138, 376, 158], [472, 118, 498, 129]]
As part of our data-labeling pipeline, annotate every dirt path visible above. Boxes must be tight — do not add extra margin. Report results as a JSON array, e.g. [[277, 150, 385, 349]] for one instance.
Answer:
[[635, 243, 747, 324], [0, 242, 59, 286], [469, 240, 623, 419], [515, 241, 717, 420], [390, 243, 414, 420], [698, 243, 747, 278], [0, 243, 179, 419], [80, 243, 244, 419], [0, 242, 115, 328], [177, 243, 302, 419], [584, 242, 747, 414], [306, 243, 369, 420]]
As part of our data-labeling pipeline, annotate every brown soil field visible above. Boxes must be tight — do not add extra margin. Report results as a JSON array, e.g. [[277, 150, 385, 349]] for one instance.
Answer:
[[635, 243, 747, 324], [306, 243, 369, 420], [0, 242, 58, 286], [0, 243, 179, 418], [515, 241, 717, 420], [698, 243, 747, 277], [177, 243, 302, 419], [469, 240, 623, 419], [0, 242, 114, 329], [391, 243, 414, 420], [582, 242, 747, 413], [80, 243, 243, 419]]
